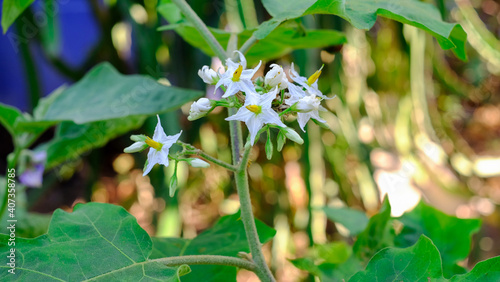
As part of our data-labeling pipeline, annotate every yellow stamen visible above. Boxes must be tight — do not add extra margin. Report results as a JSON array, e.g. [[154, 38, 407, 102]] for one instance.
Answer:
[[145, 136, 163, 151], [232, 65, 243, 82], [246, 105, 262, 114], [307, 65, 324, 85]]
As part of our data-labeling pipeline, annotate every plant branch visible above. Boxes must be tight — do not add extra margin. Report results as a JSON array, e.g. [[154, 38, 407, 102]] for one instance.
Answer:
[[152, 255, 256, 271], [171, 0, 228, 61], [239, 35, 258, 55], [234, 144, 275, 282], [177, 141, 237, 172]]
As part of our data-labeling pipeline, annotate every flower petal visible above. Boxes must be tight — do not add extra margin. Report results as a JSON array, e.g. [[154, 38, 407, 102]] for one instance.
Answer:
[[152, 115, 168, 141], [226, 107, 254, 122], [143, 148, 159, 176], [246, 117, 264, 144], [261, 109, 286, 128], [260, 87, 279, 108]]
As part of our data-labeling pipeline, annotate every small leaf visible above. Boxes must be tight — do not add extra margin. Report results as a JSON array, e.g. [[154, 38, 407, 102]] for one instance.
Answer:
[[1, 0, 36, 33], [349, 235, 445, 281], [151, 211, 276, 282], [0, 102, 23, 136], [0, 203, 188, 281], [322, 206, 369, 236]]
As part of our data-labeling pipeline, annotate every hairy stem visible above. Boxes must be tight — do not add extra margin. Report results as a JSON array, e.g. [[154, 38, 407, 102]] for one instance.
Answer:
[[171, 0, 228, 61], [177, 141, 237, 172], [235, 144, 275, 282], [152, 255, 257, 271], [171, 1, 274, 280]]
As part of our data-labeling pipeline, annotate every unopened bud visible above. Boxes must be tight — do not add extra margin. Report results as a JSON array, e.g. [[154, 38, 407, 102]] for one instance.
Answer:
[[265, 133, 273, 160], [283, 127, 304, 144], [124, 141, 147, 153], [198, 66, 219, 84], [188, 98, 215, 121], [265, 64, 288, 90], [187, 158, 210, 168]]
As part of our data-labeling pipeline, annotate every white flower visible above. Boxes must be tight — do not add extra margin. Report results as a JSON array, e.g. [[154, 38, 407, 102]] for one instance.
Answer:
[[187, 158, 210, 168], [265, 64, 288, 90], [188, 98, 214, 121], [226, 88, 286, 144], [198, 66, 219, 84], [215, 51, 262, 98], [141, 115, 182, 176], [289, 63, 329, 99], [286, 87, 327, 132]]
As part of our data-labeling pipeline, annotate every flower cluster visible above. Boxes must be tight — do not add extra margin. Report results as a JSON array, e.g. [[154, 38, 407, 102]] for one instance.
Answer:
[[125, 51, 332, 177], [191, 51, 331, 143]]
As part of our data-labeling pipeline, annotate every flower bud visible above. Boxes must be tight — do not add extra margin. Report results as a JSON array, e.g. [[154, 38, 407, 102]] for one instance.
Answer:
[[265, 64, 287, 90], [124, 141, 147, 153], [187, 158, 210, 168], [130, 134, 147, 142], [283, 127, 304, 144], [265, 133, 273, 160], [198, 66, 219, 84], [294, 95, 321, 113], [188, 98, 214, 121]]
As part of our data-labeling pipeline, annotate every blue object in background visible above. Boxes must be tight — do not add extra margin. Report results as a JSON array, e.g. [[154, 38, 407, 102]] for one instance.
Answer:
[[0, 0, 101, 112]]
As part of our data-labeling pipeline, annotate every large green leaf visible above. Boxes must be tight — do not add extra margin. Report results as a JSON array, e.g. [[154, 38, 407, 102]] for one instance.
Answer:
[[158, 4, 345, 65], [0, 203, 189, 281], [395, 201, 481, 277], [352, 198, 394, 262], [1, 0, 35, 33], [322, 206, 368, 236], [40, 62, 202, 124], [349, 235, 445, 281], [36, 116, 145, 169], [151, 212, 276, 282], [451, 256, 500, 281], [258, 0, 467, 60]]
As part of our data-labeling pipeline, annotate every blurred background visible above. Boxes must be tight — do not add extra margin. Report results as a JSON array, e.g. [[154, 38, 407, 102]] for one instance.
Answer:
[[0, 0, 499, 281]]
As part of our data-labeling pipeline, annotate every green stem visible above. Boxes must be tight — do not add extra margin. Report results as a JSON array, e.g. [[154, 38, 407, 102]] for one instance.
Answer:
[[171, 1, 274, 280], [152, 255, 256, 271], [235, 144, 275, 282], [171, 0, 228, 61], [240, 35, 258, 54], [177, 141, 237, 172]]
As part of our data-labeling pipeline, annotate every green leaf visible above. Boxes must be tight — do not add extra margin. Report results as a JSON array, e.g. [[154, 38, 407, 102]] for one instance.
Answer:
[[0, 103, 23, 136], [36, 116, 145, 169], [395, 201, 481, 277], [451, 256, 500, 281], [1, 0, 35, 33], [262, 0, 316, 19], [349, 235, 445, 281], [291, 255, 363, 281], [352, 198, 395, 262], [151, 211, 276, 282], [258, 0, 467, 60], [39, 62, 202, 124], [322, 206, 368, 236], [158, 5, 345, 64], [0, 202, 189, 281]]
